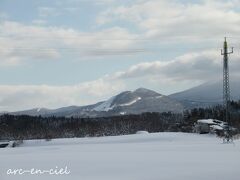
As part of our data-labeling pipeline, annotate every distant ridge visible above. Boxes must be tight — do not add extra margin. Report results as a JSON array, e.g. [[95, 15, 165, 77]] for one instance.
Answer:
[[6, 78, 240, 117], [8, 88, 183, 117], [169, 78, 240, 109]]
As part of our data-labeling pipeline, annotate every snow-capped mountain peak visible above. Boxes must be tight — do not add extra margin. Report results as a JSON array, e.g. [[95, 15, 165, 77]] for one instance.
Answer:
[[92, 88, 182, 114]]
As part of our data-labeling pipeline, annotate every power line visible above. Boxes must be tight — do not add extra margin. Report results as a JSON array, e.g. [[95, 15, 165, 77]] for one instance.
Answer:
[[0, 46, 223, 52], [0, 34, 233, 41]]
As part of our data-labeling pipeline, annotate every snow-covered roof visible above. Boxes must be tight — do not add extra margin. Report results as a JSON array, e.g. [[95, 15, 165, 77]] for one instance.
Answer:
[[197, 119, 225, 125], [210, 125, 224, 130]]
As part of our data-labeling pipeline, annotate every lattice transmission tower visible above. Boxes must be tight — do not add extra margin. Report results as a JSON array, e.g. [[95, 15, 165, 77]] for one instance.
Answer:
[[221, 37, 233, 141]]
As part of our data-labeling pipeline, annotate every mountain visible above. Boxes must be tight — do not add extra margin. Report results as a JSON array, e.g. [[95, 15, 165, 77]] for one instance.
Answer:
[[92, 88, 183, 115], [9, 78, 240, 117], [169, 78, 240, 109], [9, 88, 183, 117], [11, 103, 103, 117]]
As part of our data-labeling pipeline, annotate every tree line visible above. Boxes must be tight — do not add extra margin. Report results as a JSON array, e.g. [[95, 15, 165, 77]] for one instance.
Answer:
[[0, 112, 182, 140], [0, 100, 240, 140]]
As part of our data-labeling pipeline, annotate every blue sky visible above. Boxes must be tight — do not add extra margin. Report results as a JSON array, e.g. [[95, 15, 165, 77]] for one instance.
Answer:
[[0, 0, 240, 111]]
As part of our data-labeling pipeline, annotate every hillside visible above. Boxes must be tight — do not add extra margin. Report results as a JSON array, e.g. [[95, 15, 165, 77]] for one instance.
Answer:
[[169, 78, 240, 109]]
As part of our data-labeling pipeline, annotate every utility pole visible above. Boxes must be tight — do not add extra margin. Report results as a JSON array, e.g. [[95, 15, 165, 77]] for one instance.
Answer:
[[221, 37, 233, 142]]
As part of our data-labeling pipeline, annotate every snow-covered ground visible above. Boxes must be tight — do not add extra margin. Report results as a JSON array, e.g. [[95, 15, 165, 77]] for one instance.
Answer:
[[0, 132, 240, 180]]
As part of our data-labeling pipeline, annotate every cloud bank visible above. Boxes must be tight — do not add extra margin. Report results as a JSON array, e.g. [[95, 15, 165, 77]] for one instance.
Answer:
[[1, 49, 239, 111], [97, 0, 240, 39], [0, 21, 142, 66]]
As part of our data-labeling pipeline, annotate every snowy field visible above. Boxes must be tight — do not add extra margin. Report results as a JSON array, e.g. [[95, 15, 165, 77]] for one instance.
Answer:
[[0, 132, 240, 180]]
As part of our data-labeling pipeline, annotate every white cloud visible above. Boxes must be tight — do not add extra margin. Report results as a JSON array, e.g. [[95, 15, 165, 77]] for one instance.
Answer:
[[0, 78, 125, 111], [0, 21, 143, 66], [110, 49, 240, 94], [113, 50, 226, 81], [97, 0, 240, 39]]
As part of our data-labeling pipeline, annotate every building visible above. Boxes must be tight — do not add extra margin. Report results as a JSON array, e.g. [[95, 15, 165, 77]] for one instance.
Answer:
[[194, 119, 227, 134]]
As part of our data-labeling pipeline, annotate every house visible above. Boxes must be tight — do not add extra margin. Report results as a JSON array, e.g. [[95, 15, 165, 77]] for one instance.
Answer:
[[194, 119, 227, 134]]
